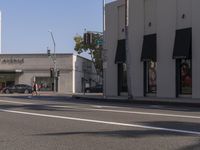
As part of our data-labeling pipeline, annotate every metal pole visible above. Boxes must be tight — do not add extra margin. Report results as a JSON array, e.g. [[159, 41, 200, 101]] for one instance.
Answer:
[[103, 0, 106, 99], [49, 31, 57, 93], [125, 0, 132, 99]]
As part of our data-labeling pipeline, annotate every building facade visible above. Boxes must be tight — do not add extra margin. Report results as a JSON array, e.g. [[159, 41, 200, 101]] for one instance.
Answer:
[[104, 0, 200, 99], [0, 54, 98, 94]]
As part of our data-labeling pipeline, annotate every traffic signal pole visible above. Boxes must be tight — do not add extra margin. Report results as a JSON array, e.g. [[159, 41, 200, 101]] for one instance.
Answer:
[[125, 0, 133, 99], [48, 31, 57, 93]]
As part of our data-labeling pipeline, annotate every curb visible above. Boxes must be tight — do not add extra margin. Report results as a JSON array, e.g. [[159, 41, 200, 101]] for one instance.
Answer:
[[72, 95, 200, 107]]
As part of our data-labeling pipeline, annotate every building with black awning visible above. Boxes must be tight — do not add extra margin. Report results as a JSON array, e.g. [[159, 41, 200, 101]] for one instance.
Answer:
[[104, 0, 200, 100], [141, 34, 157, 62], [141, 34, 157, 95], [115, 39, 127, 95], [173, 28, 192, 96], [173, 28, 192, 59], [115, 39, 126, 64]]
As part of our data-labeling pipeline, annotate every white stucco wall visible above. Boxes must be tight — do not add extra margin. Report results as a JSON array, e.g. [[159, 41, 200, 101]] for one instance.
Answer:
[[156, 0, 176, 98], [128, 0, 144, 97], [0, 54, 73, 93], [105, 1, 124, 96], [106, 0, 200, 99], [73, 55, 98, 93], [192, 0, 200, 98]]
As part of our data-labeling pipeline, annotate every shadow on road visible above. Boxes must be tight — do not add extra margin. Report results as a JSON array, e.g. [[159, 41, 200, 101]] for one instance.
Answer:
[[0, 104, 83, 112], [33, 121, 200, 138]]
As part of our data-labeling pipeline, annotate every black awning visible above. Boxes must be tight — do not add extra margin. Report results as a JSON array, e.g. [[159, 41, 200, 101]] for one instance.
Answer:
[[115, 39, 126, 64], [141, 34, 157, 61], [173, 28, 192, 59]]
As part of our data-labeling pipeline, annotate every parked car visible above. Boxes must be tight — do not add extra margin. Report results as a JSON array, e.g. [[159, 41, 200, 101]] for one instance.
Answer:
[[85, 84, 103, 93], [2, 84, 32, 94]]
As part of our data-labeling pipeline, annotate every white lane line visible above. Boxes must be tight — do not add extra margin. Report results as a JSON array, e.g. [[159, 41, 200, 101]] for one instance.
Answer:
[[90, 105, 119, 109], [0, 100, 33, 105], [53, 105, 200, 120], [0, 109, 200, 136], [1, 99, 200, 120], [90, 105, 104, 108]]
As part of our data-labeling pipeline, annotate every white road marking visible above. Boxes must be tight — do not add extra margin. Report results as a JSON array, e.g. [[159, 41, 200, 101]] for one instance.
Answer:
[[90, 105, 104, 108], [0, 108, 200, 135], [0, 100, 33, 105], [53, 105, 200, 120], [90, 105, 119, 109], [0, 99, 200, 120]]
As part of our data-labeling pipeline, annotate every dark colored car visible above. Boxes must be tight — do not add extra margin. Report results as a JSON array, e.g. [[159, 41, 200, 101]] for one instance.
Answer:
[[2, 84, 32, 94], [85, 84, 103, 93]]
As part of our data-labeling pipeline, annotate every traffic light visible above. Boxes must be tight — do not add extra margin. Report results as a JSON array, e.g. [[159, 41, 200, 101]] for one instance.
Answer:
[[83, 32, 93, 45], [50, 68, 54, 78], [47, 47, 51, 57]]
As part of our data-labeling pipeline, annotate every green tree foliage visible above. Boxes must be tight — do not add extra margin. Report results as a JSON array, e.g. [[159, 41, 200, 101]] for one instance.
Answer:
[[74, 33, 103, 76]]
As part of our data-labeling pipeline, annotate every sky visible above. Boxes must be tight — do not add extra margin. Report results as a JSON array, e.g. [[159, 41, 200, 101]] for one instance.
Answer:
[[0, 0, 116, 58]]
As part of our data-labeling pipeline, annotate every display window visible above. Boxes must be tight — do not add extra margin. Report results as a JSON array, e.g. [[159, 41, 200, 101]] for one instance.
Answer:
[[0, 73, 15, 90], [177, 59, 192, 95], [35, 77, 53, 91], [118, 63, 128, 95], [145, 61, 157, 94]]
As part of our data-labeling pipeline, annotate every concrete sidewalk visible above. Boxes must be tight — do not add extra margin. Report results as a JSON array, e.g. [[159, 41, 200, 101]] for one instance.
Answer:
[[0, 91, 72, 97], [1, 91, 200, 106], [72, 93, 200, 106]]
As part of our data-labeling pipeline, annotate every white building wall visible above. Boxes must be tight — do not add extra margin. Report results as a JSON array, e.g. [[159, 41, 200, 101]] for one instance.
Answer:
[[18, 71, 49, 85], [0, 54, 74, 93], [74, 55, 83, 93], [105, 1, 125, 96], [72, 55, 76, 93], [156, 0, 176, 98], [118, 4, 126, 40], [192, 0, 200, 98], [176, 0, 192, 29], [74, 56, 98, 93], [144, 0, 156, 35], [128, 0, 144, 97], [106, 0, 200, 99], [58, 70, 73, 93]]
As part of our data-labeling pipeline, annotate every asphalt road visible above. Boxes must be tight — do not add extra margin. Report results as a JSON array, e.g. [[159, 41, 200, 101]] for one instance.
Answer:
[[0, 95, 200, 150]]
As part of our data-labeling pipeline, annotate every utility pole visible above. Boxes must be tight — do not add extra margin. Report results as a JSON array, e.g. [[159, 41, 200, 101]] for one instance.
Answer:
[[48, 30, 57, 93], [125, 0, 132, 99]]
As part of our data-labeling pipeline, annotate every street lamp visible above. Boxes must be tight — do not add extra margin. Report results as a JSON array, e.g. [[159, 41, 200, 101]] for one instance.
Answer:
[[47, 30, 57, 93]]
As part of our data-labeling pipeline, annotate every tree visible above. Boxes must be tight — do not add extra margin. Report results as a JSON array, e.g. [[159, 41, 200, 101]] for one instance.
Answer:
[[74, 33, 103, 76]]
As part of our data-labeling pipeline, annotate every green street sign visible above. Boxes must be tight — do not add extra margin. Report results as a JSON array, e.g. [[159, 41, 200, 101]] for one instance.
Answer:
[[96, 39, 103, 46]]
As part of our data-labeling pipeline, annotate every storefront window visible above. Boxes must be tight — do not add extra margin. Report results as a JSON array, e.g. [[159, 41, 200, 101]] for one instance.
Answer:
[[146, 61, 157, 94], [118, 63, 128, 95], [35, 77, 53, 91], [178, 59, 192, 95], [0, 73, 15, 90], [122, 63, 127, 92]]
